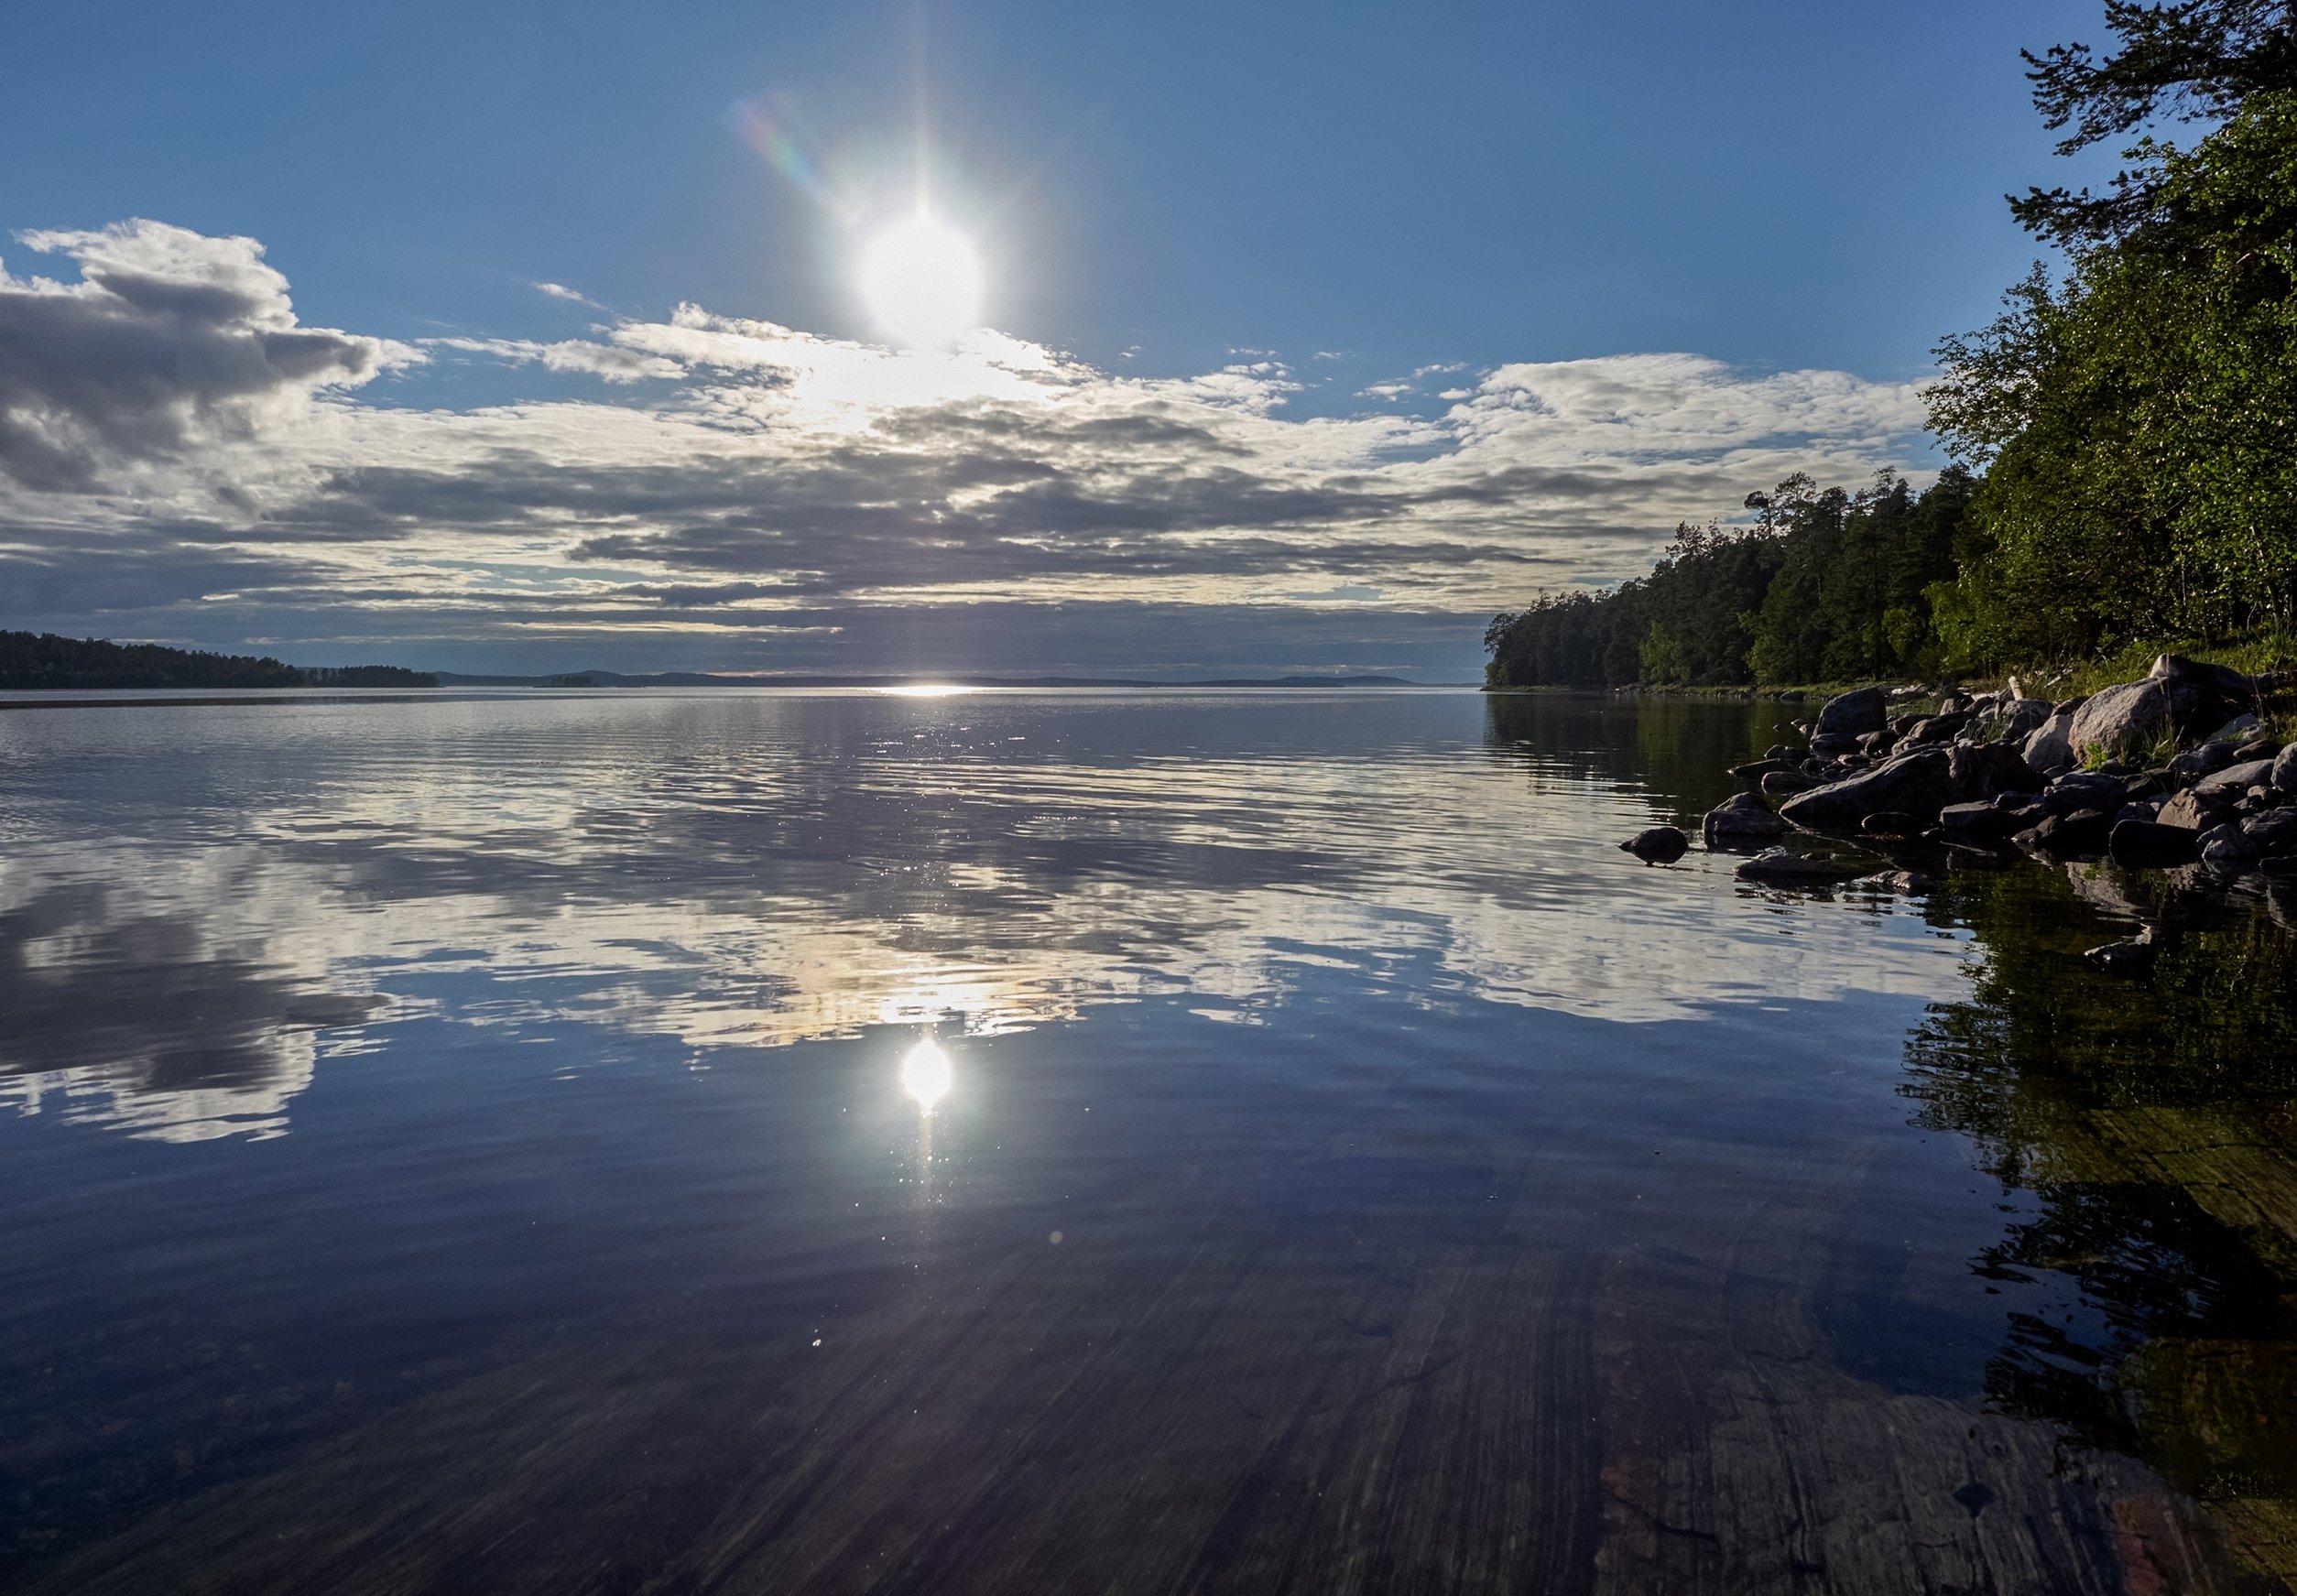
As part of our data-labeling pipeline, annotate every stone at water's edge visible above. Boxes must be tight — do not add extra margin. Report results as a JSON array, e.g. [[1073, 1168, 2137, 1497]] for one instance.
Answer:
[[1812, 686, 1887, 739], [1703, 791, 1787, 849], [1619, 827, 1690, 865], [1777, 746, 1958, 831], [1736, 847, 1880, 885], [2111, 820, 2202, 868]]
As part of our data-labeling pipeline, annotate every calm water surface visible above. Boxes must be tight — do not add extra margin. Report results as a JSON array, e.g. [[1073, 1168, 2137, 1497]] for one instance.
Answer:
[[3, 689, 2294, 1593]]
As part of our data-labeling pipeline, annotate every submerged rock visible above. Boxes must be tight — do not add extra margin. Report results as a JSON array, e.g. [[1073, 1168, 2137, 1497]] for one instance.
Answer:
[[1620, 826, 1690, 865], [1736, 848, 1879, 886], [2083, 930, 2157, 976]]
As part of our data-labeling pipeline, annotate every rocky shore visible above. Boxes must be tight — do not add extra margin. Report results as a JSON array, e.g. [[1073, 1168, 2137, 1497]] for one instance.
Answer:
[[1620, 655, 2297, 968]]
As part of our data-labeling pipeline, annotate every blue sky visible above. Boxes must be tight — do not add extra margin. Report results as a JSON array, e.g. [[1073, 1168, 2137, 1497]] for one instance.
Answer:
[[0, 1, 2118, 677]]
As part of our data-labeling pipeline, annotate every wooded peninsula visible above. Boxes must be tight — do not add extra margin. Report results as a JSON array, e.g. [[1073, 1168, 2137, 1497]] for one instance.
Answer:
[[1487, 3, 2297, 694]]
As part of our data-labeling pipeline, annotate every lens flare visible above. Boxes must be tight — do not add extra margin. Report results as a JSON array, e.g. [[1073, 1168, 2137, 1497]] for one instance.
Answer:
[[900, 1037, 953, 1109], [857, 213, 982, 349]]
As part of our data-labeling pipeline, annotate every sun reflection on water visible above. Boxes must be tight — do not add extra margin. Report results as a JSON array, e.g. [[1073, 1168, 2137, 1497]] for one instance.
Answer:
[[900, 1036, 953, 1111]]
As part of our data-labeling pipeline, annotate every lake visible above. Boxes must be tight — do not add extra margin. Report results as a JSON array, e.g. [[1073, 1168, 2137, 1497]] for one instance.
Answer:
[[3, 688, 2293, 1593]]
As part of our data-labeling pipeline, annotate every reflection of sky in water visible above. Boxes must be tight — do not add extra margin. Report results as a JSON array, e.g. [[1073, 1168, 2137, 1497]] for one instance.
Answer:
[[0, 689, 1970, 1141]]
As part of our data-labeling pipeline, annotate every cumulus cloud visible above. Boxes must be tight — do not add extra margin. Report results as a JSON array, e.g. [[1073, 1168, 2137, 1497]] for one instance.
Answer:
[[0, 221, 1933, 671], [0, 220, 410, 492]]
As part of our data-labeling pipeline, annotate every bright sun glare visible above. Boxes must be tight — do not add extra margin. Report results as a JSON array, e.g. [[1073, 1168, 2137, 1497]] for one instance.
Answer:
[[900, 1036, 953, 1110], [857, 212, 983, 348]]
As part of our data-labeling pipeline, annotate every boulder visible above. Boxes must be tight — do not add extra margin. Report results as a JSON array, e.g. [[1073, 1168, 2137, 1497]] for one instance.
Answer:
[[2167, 741, 2238, 779], [2240, 809, 2297, 858], [1938, 801, 2022, 846], [1777, 746, 1960, 831], [1736, 848, 1878, 886], [2066, 677, 2226, 764], [2158, 788, 2236, 831], [2110, 820, 2201, 869], [1813, 687, 1888, 738], [1703, 790, 1788, 850], [1809, 733, 1862, 757], [2024, 809, 2114, 857], [1620, 826, 1691, 864], [1762, 769, 1818, 798], [2021, 708, 2080, 775], [2203, 711, 2265, 746], [2194, 757, 2277, 797], [2273, 743, 2297, 795], [2151, 652, 2256, 700], [2198, 821, 2262, 880], [1904, 712, 1971, 745], [2040, 772, 2125, 816], [1972, 697, 2052, 744], [1859, 810, 1924, 839], [1949, 741, 2034, 802]]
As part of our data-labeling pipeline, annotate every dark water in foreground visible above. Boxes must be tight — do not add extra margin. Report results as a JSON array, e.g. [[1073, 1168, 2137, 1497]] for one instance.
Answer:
[[3, 689, 2295, 1594]]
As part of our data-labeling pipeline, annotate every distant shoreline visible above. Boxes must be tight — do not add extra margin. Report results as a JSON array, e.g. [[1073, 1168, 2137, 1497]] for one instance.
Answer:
[[0, 679, 1478, 711]]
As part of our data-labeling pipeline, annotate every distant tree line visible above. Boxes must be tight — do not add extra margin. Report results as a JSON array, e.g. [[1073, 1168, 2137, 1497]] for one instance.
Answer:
[[0, 632, 438, 689], [1485, 470, 1974, 689], [1492, 2, 2297, 689]]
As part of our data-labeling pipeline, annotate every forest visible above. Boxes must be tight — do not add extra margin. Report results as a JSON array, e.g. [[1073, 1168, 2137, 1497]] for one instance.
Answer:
[[1488, 1, 2297, 689], [0, 632, 439, 690]]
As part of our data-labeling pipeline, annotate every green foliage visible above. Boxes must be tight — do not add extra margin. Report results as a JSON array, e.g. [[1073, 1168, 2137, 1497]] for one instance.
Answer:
[[1485, 470, 1970, 689], [1931, 89, 2297, 670]]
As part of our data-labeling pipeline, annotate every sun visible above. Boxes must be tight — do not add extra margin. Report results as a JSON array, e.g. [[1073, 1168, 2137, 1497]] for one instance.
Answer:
[[857, 212, 983, 349]]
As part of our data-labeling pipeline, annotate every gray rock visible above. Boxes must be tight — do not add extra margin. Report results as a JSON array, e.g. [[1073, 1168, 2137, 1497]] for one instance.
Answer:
[[2240, 809, 2297, 858], [2158, 788, 2235, 831], [2066, 678, 2205, 764], [2273, 744, 2297, 795], [1777, 746, 1960, 831], [2151, 652, 2256, 700], [1938, 801, 2021, 845], [1949, 741, 2034, 802], [1736, 848, 1878, 886], [1620, 826, 1691, 864], [2021, 708, 2079, 775], [1809, 732, 1862, 757], [1813, 686, 1888, 738], [1761, 770, 1818, 798], [2194, 757, 2276, 796], [1703, 790, 1787, 850], [2198, 821, 2261, 879], [2203, 711, 2265, 746], [2041, 772, 2125, 816], [2167, 741, 2238, 778]]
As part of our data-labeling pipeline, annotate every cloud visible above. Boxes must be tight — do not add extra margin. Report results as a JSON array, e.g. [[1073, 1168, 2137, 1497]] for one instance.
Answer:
[[0, 221, 1934, 672], [0, 220, 410, 493], [427, 335, 681, 383], [533, 279, 604, 309]]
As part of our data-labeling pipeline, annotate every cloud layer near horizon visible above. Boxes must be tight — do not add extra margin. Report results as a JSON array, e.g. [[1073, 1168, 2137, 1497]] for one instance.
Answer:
[[0, 221, 1932, 674]]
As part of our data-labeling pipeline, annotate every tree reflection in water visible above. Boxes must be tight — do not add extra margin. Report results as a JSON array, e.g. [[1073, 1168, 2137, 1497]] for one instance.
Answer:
[[1902, 861, 2297, 1564]]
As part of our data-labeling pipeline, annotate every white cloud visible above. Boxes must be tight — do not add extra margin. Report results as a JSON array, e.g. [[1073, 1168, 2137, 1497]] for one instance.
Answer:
[[0, 221, 1934, 666]]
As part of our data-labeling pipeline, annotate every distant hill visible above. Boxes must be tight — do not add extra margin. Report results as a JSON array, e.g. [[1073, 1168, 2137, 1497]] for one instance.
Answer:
[[0, 632, 439, 690]]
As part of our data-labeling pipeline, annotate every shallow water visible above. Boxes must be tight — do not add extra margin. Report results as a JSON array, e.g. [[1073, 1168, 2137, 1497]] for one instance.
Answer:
[[1, 689, 2292, 1593]]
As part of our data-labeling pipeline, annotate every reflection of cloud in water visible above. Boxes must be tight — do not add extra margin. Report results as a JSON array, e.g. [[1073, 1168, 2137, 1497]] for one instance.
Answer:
[[0, 692, 1975, 1140]]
